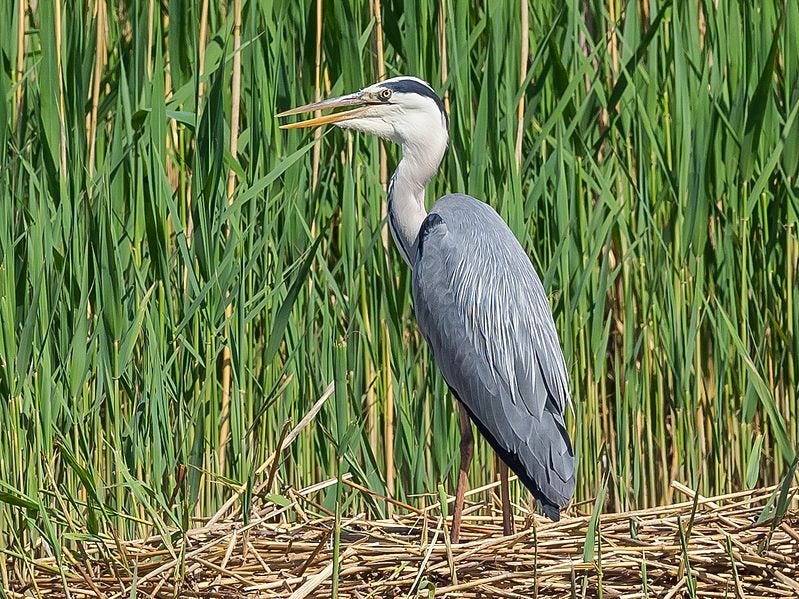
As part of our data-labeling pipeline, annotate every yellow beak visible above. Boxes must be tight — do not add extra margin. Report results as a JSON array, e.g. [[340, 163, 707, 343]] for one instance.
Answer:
[[277, 92, 367, 129]]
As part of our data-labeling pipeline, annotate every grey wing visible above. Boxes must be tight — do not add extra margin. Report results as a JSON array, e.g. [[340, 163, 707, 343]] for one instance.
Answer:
[[411, 195, 575, 519]]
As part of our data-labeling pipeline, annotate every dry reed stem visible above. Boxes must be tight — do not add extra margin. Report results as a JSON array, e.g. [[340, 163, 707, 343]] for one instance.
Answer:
[[14, 0, 26, 123], [197, 0, 210, 101], [8, 483, 798, 598], [438, 1, 449, 114], [218, 0, 243, 471], [87, 0, 105, 178], [310, 0, 323, 192], [514, 0, 528, 170], [366, 0, 381, 489], [54, 0, 67, 178], [369, 1, 395, 509], [371, 0, 389, 238]]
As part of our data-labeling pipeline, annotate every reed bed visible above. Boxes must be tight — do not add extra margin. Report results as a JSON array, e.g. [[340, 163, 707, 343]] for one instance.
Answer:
[[2, 0, 799, 591], [5, 481, 799, 598]]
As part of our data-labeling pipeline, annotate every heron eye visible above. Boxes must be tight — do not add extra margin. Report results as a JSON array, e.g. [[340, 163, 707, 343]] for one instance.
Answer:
[[378, 88, 392, 101]]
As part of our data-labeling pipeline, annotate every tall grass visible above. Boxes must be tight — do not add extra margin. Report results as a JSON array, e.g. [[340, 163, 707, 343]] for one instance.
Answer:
[[1, 0, 797, 557]]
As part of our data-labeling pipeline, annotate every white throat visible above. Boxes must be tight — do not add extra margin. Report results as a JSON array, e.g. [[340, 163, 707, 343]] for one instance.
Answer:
[[387, 133, 448, 267]]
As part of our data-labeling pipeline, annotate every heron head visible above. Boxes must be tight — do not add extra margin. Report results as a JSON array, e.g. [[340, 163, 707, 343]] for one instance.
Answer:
[[278, 76, 449, 159]]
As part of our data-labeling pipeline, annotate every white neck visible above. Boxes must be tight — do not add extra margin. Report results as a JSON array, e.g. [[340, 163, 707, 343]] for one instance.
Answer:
[[387, 138, 446, 267]]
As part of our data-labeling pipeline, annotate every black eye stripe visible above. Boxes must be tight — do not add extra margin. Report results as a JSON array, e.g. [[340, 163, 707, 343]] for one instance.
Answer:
[[381, 79, 446, 119]]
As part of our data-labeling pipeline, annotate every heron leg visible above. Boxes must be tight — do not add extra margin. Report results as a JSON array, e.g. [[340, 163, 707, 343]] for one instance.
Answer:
[[499, 460, 514, 536], [451, 403, 473, 544]]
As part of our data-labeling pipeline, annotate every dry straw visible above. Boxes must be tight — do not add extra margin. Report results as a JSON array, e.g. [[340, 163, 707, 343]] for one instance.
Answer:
[[6, 481, 798, 598]]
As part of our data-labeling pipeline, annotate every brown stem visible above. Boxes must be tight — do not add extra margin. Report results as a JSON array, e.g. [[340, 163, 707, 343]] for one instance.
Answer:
[[54, 0, 67, 178], [439, 1, 450, 114], [311, 0, 323, 191], [198, 0, 210, 100], [514, 0, 529, 170], [371, 0, 389, 252], [382, 322, 394, 512], [88, 0, 106, 179], [219, 0, 242, 471], [15, 0, 27, 127]]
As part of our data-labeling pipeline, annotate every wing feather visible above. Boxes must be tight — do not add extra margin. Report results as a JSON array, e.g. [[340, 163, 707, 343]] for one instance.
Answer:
[[412, 195, 575, 518]]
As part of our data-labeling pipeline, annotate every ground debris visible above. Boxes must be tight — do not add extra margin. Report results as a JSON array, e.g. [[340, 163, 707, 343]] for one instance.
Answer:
[[6, 482, 799, 598]]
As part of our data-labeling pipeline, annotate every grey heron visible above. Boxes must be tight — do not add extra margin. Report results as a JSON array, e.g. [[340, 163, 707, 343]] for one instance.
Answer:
[[279, 76, 575, 541]]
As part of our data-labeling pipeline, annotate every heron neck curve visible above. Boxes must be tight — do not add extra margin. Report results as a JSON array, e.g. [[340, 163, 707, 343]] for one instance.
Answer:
[[387, 138, 446, 267]]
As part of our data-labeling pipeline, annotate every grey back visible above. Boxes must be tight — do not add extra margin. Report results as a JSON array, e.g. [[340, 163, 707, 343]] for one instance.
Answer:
[[411, 194, 575, 518]]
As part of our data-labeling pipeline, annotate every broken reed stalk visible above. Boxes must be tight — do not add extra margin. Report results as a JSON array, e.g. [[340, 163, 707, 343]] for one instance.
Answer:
[[8, 483, 798, 598]]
